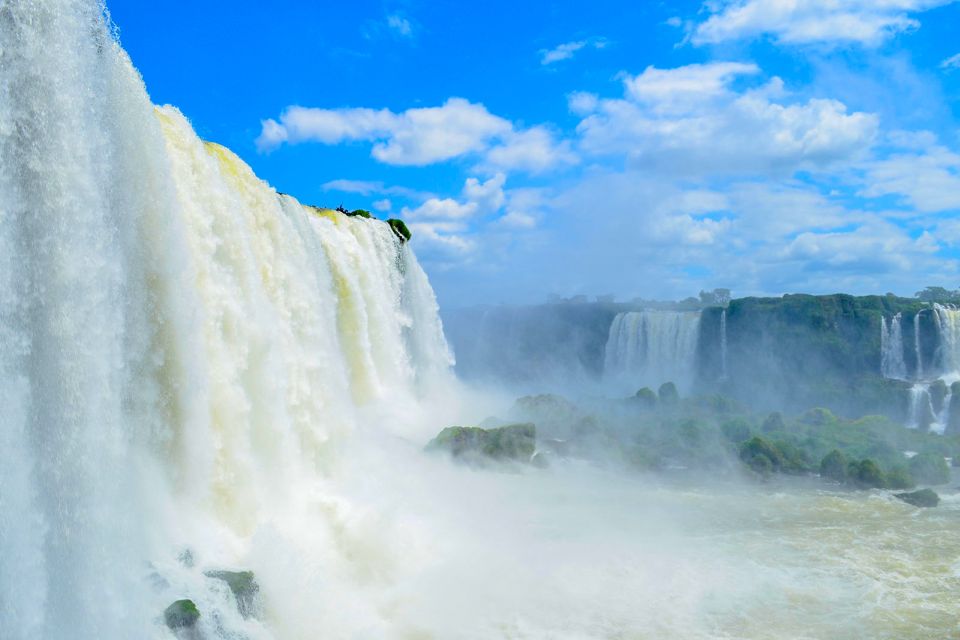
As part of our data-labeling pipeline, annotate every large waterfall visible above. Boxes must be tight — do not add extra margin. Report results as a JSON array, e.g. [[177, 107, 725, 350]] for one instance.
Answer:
[[603, 311, 701, 393], [0, 3, 453, 638]]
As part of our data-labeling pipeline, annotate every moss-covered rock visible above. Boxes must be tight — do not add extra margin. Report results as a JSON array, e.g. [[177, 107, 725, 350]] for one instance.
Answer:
[[819, 450, 847, 482], [164, 599, 199, 630], [908, 453, 950, 485], [894, 488, 940, 507], [427, 423, 536, 465], [387, 218, 411, 242], [204, 569, 259, 619], [658, 382, 679, 405], [633, 387, 658, 409]]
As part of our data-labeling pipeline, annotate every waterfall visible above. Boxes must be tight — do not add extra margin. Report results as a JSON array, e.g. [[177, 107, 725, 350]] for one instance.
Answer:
[[913, 312, 924, 380], [604, 310, 701, 393], [719, 309, 729, 380], [0, 3, 452, 638], [880, 314, 907, 380], [933, 303, 960, 375]]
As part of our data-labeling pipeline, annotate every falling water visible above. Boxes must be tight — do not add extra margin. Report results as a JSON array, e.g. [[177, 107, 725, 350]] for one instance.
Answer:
[[880, 314, 907, 380], [719, 309, 728, 380], [0, 3, 452, 637], [604, 311, 701, 393]]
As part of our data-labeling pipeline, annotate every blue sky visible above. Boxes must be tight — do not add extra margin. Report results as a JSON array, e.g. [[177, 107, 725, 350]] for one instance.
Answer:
[[109, 0, 960, 308]]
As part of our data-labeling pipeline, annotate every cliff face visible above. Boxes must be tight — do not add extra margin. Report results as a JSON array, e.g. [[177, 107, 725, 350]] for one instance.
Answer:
[[446, 294, 939, 421], [696, 295, 929, 418]]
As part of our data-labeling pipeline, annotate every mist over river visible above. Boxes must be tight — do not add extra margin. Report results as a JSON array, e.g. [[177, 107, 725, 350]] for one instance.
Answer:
[[2, 1, 959, 639]]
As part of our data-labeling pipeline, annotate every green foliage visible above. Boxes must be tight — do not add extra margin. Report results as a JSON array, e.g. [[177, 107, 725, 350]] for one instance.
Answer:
[[819, 450, 847, 482], [800, 407, 837, 426], [740, 437, 784, 475], [387, 218, 412, 242], [894, 488, 940, 507], [164, 599, 200, 630], [908, 453, 950, 485], [884, 466, 915, 490], [915, 286, 960, 303], [761, 412, 786, 433], [720, 418, 752, 443], [658, 382, 679, 405], [848, 458, 885, 488], [347, 208, 372, 218], [427, 423, 536, 464]]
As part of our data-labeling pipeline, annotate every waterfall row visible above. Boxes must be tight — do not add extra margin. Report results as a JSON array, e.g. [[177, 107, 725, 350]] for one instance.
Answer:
[[604, 311, 701, 393], [0, 3, 452, 637], [881, 305, 960, 432]]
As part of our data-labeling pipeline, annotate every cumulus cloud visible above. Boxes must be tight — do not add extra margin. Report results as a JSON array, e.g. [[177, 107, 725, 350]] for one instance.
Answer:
[[321, 179, 431, 200], [574, 62, 879, 175], [860, 138, 960, 212], [259, 99, 575, 172], [692, 0, 955, 46], [403, 174, 506, 221], [540, 38, 608, 65], [386, 14, 413, 38]]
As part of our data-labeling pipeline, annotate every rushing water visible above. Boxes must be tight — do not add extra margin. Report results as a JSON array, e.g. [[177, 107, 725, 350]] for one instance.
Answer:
[[604, 311, 702, 393], [4, 2, 960, 639]]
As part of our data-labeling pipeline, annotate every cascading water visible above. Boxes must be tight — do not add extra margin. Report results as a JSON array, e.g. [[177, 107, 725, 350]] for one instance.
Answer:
[[719, 309, 728, 381], [0, 3, 454, 638], [880, 314, 907, 380], [604, 311, 701, 393]]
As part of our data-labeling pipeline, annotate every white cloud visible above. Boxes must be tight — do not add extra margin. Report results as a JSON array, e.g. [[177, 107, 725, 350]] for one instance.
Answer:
[[693, 0, 956, 46], [320, 179, 430, 200], [386, 14, 413, 38], [403, 174, 506, 221], [575, 62, 878, 175], [860, 139, 960, 212], [372, 199, 392, 212], [257, 98, 511, 163], [540, 38, 607, 65], [484, 127, 578, 173], [941, 52, 960, 69], [260, 99, 576, 172]]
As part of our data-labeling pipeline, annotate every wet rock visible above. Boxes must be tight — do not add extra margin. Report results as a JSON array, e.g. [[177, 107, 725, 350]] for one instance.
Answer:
[[657, 382, 679, 405], [164, 599, 200, 630], [204, 570, 260, 619], [894, 488, 940, 508]]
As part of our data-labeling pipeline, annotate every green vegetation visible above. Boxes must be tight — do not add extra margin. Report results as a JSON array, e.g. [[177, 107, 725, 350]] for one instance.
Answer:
[[427, 423, 536, 465], [346, 208, 372, 218], [819, 450, 847, 482], [634, 387, 658, 409], [908, 453, 950, 485], [164, 599, 199, 630], [387, 218, 412, 242]]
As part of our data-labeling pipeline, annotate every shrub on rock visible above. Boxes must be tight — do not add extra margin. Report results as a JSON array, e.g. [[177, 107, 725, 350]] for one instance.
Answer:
[[908, 453, 950, 485], [894, 488, 939, 508], [164, 599, 199, 630], [427, 423, 536, 465]]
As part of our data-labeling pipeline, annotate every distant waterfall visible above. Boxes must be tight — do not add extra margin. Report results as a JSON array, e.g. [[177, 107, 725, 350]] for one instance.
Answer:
[[880, 314, 907, 380], [719, 309, 729, 380], [933, 304, 960, 374], [604, 311, 701, 393]]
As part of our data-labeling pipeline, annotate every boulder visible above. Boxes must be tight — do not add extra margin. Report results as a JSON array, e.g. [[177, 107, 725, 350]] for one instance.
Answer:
[[164, 599, 199, 630], [633, 387, 658, 409], [657, 382, 679, 405], [894, 488, 939, 508], [204, 570, 259, 619]]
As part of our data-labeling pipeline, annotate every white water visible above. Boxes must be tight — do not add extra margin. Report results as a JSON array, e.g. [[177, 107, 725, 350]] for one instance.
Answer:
[[880, 314, 907, 380], [0, 3, 455, 637], [886, 307, 960, 431], [719, 309, 728, 380], [604, 311, 701, 393]]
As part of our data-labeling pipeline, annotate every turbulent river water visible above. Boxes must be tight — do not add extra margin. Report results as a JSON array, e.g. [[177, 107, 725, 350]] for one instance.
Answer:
[[2, 1, 959, 639]]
